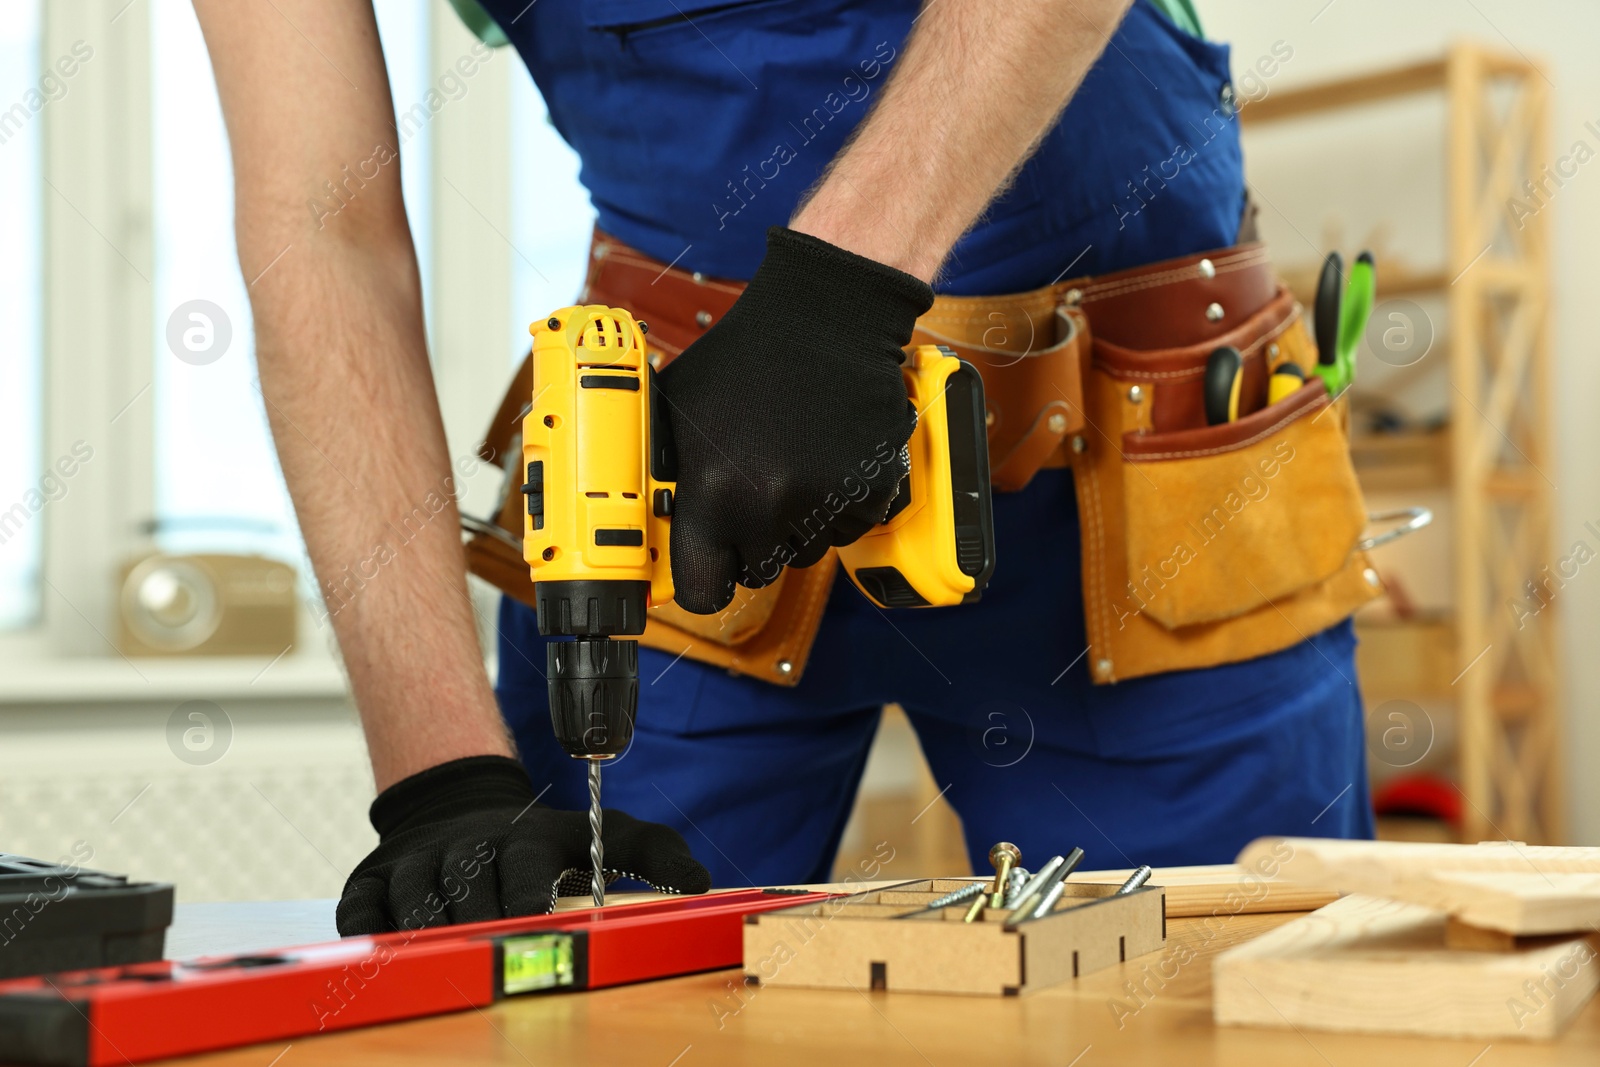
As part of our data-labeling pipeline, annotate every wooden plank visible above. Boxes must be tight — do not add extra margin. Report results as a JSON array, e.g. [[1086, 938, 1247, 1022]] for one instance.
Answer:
[[1077, 863, 1337, 917], [1215, 894, 1600, 1039], [1237, 838, 1600, 934]]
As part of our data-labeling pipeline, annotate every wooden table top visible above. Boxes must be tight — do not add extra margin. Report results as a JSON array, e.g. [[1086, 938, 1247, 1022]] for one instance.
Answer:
[[164, 885, 1600, 1067]]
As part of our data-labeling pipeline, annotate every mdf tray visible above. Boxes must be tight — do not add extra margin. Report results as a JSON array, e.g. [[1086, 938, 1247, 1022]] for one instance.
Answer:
[[743, 877, 1165, 996]]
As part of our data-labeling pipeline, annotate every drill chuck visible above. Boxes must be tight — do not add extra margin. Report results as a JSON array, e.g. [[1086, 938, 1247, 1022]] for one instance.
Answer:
[[547, 635, 639, 759], [535, 579, 651, 638]]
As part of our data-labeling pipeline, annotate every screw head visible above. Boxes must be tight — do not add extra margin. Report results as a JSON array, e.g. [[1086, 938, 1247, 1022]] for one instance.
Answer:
[[638, 320, 649, 335], [1205, 302, 1225, 323], [542, 547, 556, 561], [1127, 385, 1144, 404], [989, 842, 1021, 868], [1047, 412, 1068, 434], [547, 317, 561, 330]]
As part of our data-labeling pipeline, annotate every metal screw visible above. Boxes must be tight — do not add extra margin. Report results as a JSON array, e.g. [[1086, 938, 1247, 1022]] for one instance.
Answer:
[[1003, 867, 1030, 908], [963, 893, 989, 923], [776, 659, 793, 675], [1005, 854, 1065, 918], [1005, 847, 1084, 928], [1115, 865, 1153, 895], [1127, 385, 1144, 404], [1047, 412, 1068, 434], [893, 880, 987, 919], [695, 310, 713, 328], [638, 320, 649, 335], [1070, 435, 1087, 454], [547, 317, 561, 330], [1197, 258, 1216, 279], [988, 842, 1021, 908], [1205, 302, 1225, 323]]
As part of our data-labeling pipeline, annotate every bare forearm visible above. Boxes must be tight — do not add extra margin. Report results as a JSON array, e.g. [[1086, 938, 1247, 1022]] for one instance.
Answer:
[[197, 0, 511, 790], [792, 0, 1134, 281], [250, 246, 513, 788]]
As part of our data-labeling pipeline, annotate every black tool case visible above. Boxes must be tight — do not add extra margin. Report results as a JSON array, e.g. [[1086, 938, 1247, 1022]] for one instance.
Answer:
[[0, 854, 173, 979]]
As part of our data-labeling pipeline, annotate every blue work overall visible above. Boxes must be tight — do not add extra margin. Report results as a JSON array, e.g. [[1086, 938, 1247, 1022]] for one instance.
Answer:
[[480, 0, 1373, 884]]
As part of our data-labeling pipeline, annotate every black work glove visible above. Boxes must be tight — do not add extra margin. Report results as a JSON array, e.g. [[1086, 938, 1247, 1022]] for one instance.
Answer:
[[337, 755, 711, 935], [657, 226, 935, 614]]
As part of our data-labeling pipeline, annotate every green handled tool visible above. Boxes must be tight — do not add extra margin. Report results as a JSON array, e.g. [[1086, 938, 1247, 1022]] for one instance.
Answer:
[[1338, 251, 1376, 374], [1310, 249, 1376, 398], [1311, 251, 1346, 396]]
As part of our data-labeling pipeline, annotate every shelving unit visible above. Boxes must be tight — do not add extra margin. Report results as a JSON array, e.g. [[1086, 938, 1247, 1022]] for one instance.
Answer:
[[1244, 45, 1562, 842]]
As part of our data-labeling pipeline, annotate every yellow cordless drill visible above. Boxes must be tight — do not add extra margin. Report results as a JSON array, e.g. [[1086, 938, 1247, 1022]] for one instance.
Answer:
[[520, 305, 995, 905]]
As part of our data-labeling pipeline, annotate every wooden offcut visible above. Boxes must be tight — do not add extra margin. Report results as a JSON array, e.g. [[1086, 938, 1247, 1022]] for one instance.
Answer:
[[1237, 837, 1600, 934], [743, 877, 1165, 996], [1214, 894, 1600, 1039]]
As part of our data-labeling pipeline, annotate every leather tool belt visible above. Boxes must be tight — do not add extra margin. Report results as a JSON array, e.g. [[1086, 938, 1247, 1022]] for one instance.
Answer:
[[466, 230, 1380, 687]]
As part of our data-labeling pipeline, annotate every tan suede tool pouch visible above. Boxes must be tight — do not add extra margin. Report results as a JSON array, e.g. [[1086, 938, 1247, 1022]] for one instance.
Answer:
[[1072, 286, 1381, 684]]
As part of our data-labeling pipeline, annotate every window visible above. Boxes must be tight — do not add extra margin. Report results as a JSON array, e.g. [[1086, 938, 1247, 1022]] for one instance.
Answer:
[[148, 1, 434, 568], [0, 3, 44, 629], [509, 68, 594, 364]]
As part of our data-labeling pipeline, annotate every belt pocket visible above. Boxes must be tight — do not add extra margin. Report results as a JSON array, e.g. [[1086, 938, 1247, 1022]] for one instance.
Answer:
[[1119, 378, 1366, 629]]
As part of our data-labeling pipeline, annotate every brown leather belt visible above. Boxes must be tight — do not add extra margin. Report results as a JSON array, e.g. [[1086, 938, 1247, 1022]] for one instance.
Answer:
[[466, 231, 1316, 689], [573, 230, 1276, 487]]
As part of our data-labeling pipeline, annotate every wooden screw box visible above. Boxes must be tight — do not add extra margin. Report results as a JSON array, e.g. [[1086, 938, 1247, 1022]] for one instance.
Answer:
[[743, 878, 1165, 996]]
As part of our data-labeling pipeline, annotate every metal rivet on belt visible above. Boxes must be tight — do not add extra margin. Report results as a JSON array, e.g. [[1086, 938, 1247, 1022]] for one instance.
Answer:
[[985, 408, 996, 428], [648, 351, 662, 368], [593, 244, 610, 260], [1197, 258, 1215, 280], [1047, 413, 1068, 434], [695, 310, 713, 328], [1071, 435, 1087, 454], [1127, 385, 1144, 404], [776, 659, 793, 675], [1064, 288, 1083, 307], [1267, 343, 1279, 359], [1095, 658, 1113, 676], [692, 271, 706, 285], [1205, 302, 1225, 322], [1363, 568, 1381, 588]]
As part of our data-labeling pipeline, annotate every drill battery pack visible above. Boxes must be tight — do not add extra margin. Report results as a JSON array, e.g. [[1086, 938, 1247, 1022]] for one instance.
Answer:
[[0, 853, 173, 981]]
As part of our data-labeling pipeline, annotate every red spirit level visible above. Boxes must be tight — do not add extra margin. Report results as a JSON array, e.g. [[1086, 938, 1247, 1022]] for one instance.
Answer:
[[0, 888, 833, 1067]]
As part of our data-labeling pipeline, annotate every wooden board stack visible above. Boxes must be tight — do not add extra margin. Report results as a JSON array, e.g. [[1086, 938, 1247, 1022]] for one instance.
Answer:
[[1214, 837, 1600, 1040]]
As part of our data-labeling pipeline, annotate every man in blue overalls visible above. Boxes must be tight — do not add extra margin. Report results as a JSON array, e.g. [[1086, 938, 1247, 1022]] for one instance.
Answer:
[[198, 0, 1369, 934]]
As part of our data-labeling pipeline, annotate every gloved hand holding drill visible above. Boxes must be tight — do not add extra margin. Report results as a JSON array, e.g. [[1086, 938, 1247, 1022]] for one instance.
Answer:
[[658, 227, 936, 614]]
